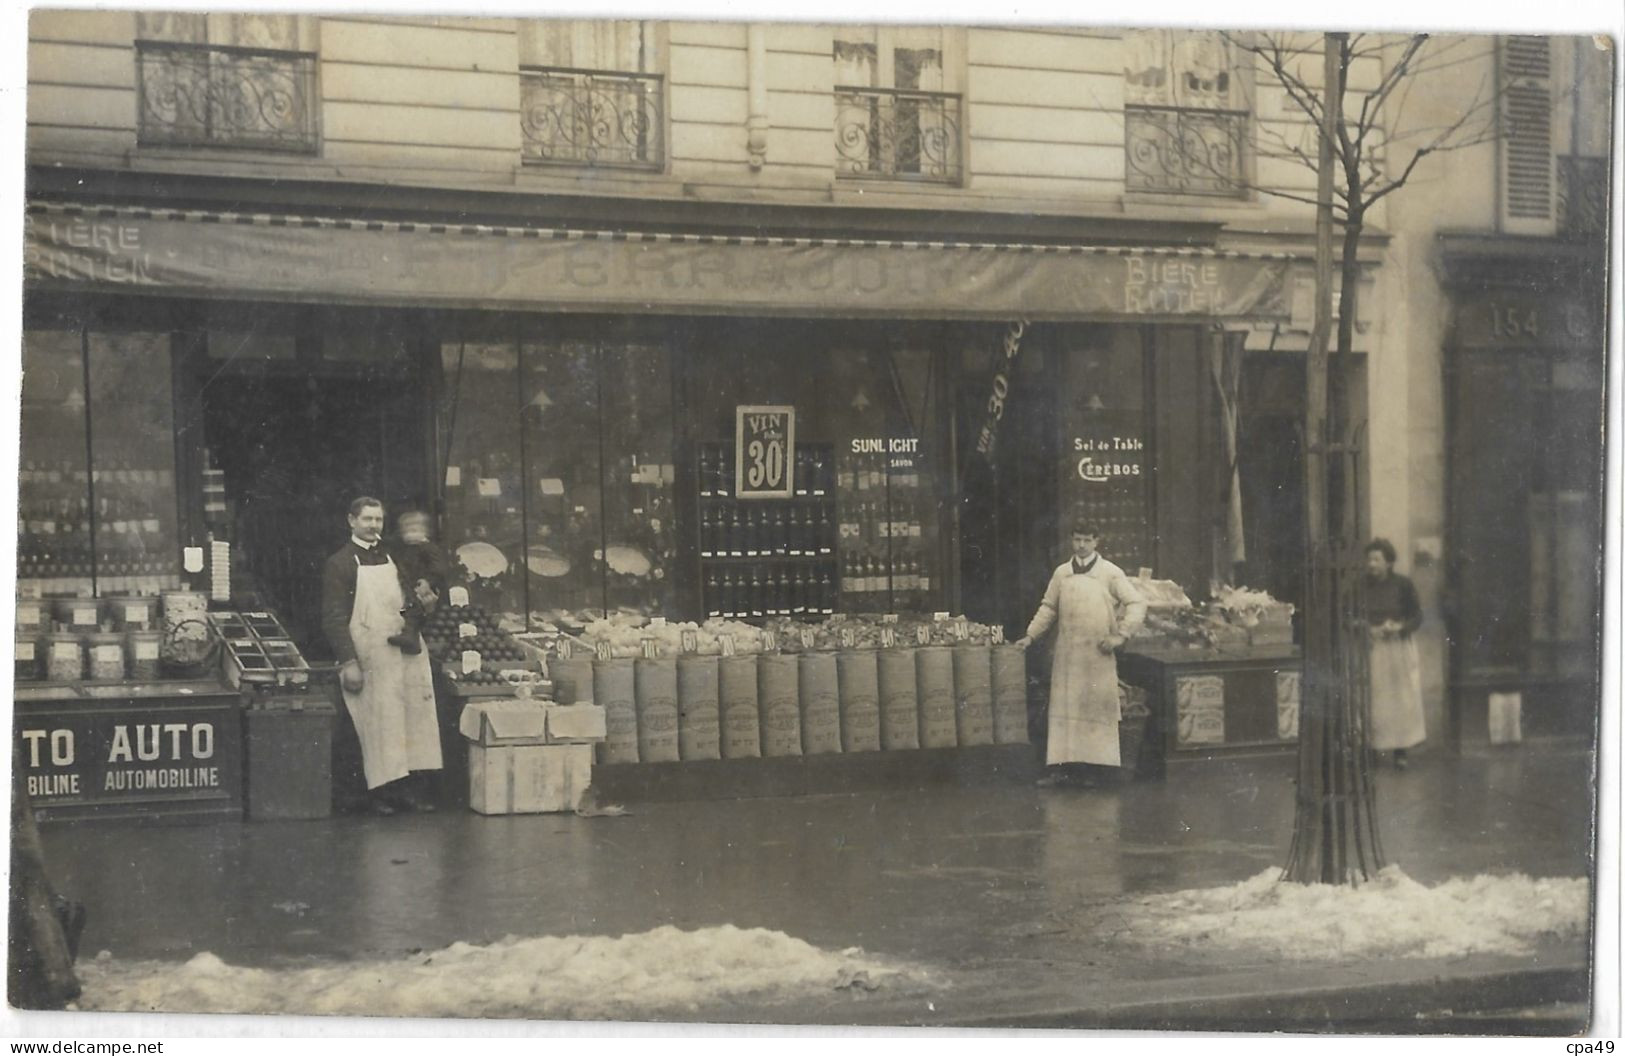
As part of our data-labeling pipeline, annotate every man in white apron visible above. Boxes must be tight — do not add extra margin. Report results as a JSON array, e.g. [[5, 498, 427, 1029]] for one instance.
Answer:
[[320, 496, 442, 814], [1016, 522, 1147, 784]]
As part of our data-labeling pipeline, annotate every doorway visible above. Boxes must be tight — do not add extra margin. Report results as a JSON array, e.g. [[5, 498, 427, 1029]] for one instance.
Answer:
[[194, 321, 428, 656]]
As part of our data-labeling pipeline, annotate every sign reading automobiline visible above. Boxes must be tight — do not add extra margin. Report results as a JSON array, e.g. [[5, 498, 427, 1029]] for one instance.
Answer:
[[736, 405, 795, 499]]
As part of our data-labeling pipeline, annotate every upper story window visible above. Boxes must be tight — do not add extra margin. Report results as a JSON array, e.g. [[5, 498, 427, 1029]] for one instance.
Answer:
[[519, 21, 664, 170], [135, 13, 318, 153], [834, 26, 962, 185], [1122, 30, 1248, 197]]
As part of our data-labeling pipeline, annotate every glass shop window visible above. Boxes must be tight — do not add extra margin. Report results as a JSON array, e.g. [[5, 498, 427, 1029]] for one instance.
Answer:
[[17, 329, 182, 601]]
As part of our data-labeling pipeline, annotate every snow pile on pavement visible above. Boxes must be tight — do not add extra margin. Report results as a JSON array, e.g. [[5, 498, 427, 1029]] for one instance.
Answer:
[[1113, 867, 1588, 960], [74, 925, 919, 1019]]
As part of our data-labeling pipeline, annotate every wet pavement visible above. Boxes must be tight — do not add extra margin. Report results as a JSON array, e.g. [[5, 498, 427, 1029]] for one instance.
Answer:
[[35, 738, 1597, 1028]]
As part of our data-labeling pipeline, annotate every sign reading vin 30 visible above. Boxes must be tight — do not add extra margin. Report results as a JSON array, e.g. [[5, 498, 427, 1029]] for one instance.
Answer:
[[736, 405, 796, 499]]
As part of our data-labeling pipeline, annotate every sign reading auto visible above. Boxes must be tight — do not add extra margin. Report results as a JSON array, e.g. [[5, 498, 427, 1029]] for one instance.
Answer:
[[16, 707, 234, 807]]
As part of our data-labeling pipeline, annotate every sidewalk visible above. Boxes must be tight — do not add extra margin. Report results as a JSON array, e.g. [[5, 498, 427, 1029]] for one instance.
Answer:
[[35, 738, 1596, 1032]]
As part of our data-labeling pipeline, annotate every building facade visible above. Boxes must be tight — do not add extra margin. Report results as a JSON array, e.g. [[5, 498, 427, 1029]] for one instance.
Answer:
[[20, 15, 1614, 748]]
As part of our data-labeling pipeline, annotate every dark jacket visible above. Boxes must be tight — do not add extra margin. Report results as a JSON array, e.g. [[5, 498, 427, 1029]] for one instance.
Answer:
[[1364, 572, 1423, 637], [392, 540, 453, 601], [320, 539, 391, 665]]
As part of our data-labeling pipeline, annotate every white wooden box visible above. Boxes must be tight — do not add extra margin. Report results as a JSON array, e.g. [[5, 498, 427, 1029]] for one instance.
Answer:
[[467, 742, 594, 815]]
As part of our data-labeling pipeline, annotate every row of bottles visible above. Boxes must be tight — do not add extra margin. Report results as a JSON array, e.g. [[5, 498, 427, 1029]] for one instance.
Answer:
[[840, 550, 934, 611], [699, 444, 833, 499], [17, 460, 175, 580], [704, 564, 837, 620], [701, 502, 835, 559]]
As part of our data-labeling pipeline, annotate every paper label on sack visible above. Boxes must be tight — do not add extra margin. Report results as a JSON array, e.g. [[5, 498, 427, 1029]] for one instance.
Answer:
[[539, 477, 564, 495], [135, 640, 159, 660], [462, 650, 482, 675], [459, 622, 478, 639], [449, 586, 470, 607], [445, 465, 462, 487], [718, 634, 736, 657], [183, 546, 205, 573], [477, 478, 501, 498]]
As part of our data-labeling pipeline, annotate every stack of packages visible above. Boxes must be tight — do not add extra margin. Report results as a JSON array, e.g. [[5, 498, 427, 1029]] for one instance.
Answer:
[[559, 612, 1030, 766]]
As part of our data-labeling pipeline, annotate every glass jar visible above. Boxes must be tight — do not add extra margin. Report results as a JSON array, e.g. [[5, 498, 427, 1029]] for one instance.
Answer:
[[44, 632, 84, 682], [126, 629, 163, 681], [14, 632, 42, 681], [87, 631, 126, 681]]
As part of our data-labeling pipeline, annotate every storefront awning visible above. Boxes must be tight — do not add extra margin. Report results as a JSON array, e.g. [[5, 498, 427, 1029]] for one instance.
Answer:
[[25, 201, 1305, 322]]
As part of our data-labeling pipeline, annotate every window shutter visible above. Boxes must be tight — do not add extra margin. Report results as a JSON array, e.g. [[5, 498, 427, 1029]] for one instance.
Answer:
[[1499, 36, 1556, 235]]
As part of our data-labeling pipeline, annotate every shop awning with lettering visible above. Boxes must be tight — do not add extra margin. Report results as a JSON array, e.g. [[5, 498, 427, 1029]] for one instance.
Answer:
[[25, 202, 1305, 322]]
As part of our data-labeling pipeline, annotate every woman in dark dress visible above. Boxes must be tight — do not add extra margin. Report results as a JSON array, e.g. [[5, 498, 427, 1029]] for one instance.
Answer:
[[1364, 538, 1425, 767]]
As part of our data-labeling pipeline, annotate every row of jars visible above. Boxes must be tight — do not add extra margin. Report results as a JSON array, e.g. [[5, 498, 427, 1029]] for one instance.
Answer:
[[16, 626, 166, 683], [16, 595, 162, 635]]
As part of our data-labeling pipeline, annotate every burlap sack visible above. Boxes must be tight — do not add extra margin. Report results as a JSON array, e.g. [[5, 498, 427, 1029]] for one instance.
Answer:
[[951, 645, 996, 746], [634, 656, 680, 763], [718, 655, 762, 759], [797, 652, 842, 755], [990, 644, 1031, 744], [592, 658, 639, 764], [876, 648, 921, 751], [550, 657, 595, 706], [757, 653, 803, 757], [836, 650, 881, 753], [915, 646, 959, 748], [676, 655, 722, 761]]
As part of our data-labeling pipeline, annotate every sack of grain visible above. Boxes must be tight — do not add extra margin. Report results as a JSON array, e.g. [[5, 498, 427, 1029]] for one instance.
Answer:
[[550, 656, 595, 706], [915, 646, 959, 748], [757, 653, 803, 757], [797, 652, 842, 755], [952, 644, 995, 746], [676, 655, 722, 761], [592, 658, 639, 764], [718, 655, 762, 759], [876, 648, 921, 751], [633, 656, 680, 763], [990, 644, 1031, 744], [836, 650, 882, 753]]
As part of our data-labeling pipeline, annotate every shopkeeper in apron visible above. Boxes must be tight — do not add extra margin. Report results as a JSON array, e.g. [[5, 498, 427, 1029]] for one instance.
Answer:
[[1016, 520, 1147, 786], [321, 496, 442, 815]]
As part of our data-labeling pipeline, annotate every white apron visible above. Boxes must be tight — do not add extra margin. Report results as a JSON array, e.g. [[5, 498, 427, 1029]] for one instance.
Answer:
[[342, 555, 442, 789], [1046, 573, 1122, 767], [1369, 634, 1425, 750]]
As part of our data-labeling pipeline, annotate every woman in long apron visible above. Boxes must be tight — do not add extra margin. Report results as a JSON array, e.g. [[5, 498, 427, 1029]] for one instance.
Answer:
[[1364, 537, 1425, 767]]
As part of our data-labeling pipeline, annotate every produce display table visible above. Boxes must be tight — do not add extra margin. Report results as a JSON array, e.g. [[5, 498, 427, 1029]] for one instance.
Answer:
[[14, 679, 244, 823], [1117, 643, 1302, 771]]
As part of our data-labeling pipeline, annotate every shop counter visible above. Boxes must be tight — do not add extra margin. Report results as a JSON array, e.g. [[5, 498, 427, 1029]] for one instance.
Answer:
[[1117, 643, 1301, 771], [14, 679, 244, 823]]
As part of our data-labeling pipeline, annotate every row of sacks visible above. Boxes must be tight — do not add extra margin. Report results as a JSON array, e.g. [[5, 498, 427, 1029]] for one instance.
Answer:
[[548, 644, 1032, 764]]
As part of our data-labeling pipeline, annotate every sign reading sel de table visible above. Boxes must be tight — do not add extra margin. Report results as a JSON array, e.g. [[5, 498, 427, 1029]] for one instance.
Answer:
[[736, 405, 795, 500]]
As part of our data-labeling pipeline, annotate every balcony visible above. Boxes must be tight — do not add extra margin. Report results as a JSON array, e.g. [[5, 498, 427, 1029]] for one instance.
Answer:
[[834, 87, 962, 185], [520, 67, 664, 170], [1124, 105, 1248, 198], [136, 41, 318, 152]]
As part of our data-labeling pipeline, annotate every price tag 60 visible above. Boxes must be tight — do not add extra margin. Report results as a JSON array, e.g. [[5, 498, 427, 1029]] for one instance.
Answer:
[[800, 627, 816, 649], [916, 625, 932, 645], [680, 628, 699, 654]]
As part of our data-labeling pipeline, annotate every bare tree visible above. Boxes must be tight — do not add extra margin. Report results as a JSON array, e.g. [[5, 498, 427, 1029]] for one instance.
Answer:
[[1220, 32, 1500, 884]]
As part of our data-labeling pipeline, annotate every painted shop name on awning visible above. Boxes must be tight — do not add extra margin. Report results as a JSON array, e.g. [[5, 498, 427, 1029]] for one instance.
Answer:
[[25, 207, 1299, 322]]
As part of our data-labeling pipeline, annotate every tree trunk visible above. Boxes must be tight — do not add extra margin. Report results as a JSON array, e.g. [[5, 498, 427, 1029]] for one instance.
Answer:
[[1283, 33, 1384, 886]]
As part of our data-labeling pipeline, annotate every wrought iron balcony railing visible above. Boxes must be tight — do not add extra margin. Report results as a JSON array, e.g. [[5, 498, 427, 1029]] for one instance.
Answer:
[[1125, 104, 1248, 198], [520, 67, 664, 170], [136, 40, 318, 152], [835, 86, 962, 185], [1557, 155, 1608, 242]]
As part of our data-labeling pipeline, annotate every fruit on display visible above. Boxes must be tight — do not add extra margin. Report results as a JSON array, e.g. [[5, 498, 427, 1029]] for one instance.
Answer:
[[421, 603, 532, 671], [570, 613, 769, 658]]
